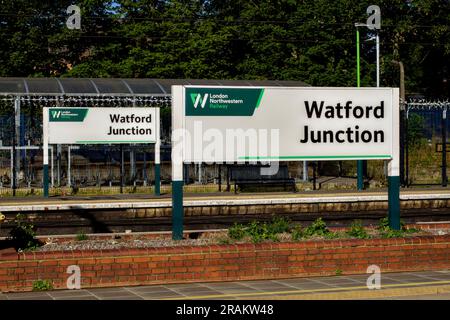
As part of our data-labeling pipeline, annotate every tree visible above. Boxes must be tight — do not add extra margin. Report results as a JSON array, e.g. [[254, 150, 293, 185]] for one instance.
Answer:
[[0, 0, 448, 98]]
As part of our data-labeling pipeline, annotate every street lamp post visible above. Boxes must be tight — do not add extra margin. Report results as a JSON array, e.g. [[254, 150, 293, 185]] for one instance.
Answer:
[[376, 31, 380, 87], [355, 23, 365, 191], [355, 22, 381, 191]]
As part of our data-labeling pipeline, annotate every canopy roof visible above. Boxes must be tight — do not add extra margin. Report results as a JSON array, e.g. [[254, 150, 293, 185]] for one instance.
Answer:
[[0, 78, 309, 96]]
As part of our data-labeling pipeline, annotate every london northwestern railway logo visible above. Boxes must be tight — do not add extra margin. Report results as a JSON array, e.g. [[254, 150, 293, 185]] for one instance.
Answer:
[[185, 88, 264, 116]]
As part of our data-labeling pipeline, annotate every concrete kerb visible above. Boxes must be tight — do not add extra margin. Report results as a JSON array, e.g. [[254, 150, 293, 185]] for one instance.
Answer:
[[3, 193, 450, 212]]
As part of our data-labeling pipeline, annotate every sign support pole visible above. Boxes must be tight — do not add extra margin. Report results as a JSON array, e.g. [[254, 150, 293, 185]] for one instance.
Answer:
[[356, 28, 364, 191], [442, 108, 447, 187], [154, 107, 161, 196], [388, 88, 401, 230], [43, 108, 49, 197], [171, 86, 184, 240]]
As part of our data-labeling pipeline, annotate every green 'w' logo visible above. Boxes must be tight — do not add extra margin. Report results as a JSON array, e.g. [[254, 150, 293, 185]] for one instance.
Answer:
[[190, 93, 209, 109], [51, 110, 61, 119]]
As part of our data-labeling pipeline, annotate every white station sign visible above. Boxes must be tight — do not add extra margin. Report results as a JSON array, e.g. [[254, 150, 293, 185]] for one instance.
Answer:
[[45, 107, 157, 144], [177, 86, 398, 162]]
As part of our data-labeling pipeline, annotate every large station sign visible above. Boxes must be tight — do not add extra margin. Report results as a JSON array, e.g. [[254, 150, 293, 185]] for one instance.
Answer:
[[177, 86, 398, 163], [44, 107, 157, 144]]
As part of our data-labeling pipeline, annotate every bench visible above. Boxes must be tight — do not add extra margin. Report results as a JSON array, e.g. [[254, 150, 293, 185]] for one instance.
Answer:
[[228, 164, 296, 193]]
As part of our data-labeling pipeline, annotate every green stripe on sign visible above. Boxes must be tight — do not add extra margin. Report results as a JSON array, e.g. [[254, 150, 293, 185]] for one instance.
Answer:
[[255, 89, 265, 109], [75, 140, 156, 144], [239, 155, 392, 160]]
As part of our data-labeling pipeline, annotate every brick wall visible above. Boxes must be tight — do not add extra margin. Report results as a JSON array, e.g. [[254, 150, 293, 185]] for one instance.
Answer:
[[1, 235, 450, 292]]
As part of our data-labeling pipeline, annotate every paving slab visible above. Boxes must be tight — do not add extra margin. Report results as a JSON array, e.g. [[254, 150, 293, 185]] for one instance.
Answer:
[[106, 296, 144, 300], [48, 290, 93, 298], [4, 270, 450, 300], [5, 292, 51, 300], [7, 295, 54, 300], [126, 286, 176, 294], [56, 296, 99, 300]]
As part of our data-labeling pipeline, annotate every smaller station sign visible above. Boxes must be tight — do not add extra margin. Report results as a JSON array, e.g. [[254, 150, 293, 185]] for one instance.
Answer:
[[45, 107, 157, 144]]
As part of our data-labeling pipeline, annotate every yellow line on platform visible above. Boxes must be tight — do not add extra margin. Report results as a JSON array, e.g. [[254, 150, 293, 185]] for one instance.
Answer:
[[257, 284, 450, 300], [163, 280, 450, 300]]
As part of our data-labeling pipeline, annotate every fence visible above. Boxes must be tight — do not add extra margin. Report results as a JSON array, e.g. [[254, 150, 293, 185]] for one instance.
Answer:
[[1, 99, 449, 196]]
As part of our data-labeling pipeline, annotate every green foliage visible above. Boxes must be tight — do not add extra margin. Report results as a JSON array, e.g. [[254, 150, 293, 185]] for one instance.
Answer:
[[217, 237, 231, 245], [378, 217, 390, 231], [246, 221, 279, 243], [377, 217, 418, 238], [228, 217, 292, 243], [267, 216, 291, 234], [291, 218, 337, 239], [303, 218, 330, 237], [228, 223, 247, 241], [291, 225, 304, 241], [0, 1, 448, 97], [32, 280, 53, 291], [324, 231, 341, 239], [8, 214, 40, 251], [404, 227, 420, 234], [346, 220, 369, 239], [76, 232, 89, 241], [335, 268, 343, 276], [380, 228, 405, 239]]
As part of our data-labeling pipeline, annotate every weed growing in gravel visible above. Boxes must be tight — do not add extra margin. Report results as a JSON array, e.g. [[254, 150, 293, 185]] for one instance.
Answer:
[[226, 216, 421, 244], [291, 225, 304, 241], [228, 223, 247, 240], [245, 221, 274, 243], [377, 217, 419, 238], [303, 218, 330, 237], [32, 280, 53, 291], [76, 232, 89, 241], [347, 220, 370, 239], [267, 216, 291, 234], [228, 217, 292, 243]]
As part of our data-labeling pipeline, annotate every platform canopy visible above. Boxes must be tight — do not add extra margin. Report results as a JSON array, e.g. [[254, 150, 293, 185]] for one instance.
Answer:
[[0, 78, 309, 97]]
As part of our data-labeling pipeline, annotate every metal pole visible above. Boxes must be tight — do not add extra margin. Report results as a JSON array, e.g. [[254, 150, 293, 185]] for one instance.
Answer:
[[9, 148, 12, 189], [120, 145, 124, 194], [226, 165, 230, 192], [14, 98, 20, 191], [143, 151, 147, 186], [130, 147, 135, 186], [356, 28, 364, 190], [12, 117, 16, 197], [57, 144, 61, 187], [393, 60, 407, 186], [303, 161, 308, 181], [154, 108, 161, 196], [171, 85, 184, 240], [356, 28, 361, 88], [198, 163, 202, 184], [442, 108, 447, 187], [218, 164, 222, 192], [388, 88, 401, 230], [68, 146, 71, 188], [313, 162, 317, 191], [405, 109, 409, 187], [400, 109, 405, 185], [50, 146, 54, 187], [376, 32, 380, 88], [43, 108, 49, 197]]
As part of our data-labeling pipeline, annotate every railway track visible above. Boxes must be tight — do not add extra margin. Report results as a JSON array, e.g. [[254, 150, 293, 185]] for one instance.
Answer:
[[1, 207, 449, 236]]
